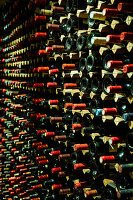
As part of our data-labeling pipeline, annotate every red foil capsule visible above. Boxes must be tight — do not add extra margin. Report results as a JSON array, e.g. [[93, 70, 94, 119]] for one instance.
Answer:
[[64, 83, 77, 89], [47, 82, 57, 88], [38, 160, 48, 165], [33, 83, 44, 88], [72, 124, 82, 130], [106, 86, 122, 94], [109, 137, 120, 145], [38, 67, 49, 72], [64, 103, 73, 109], [46, 47, 53, 52], [49, 68, 59, 75], [99, 155, 115, 164], [74, 181, 87, 189], [32, 142, 42, 148], [123, 64, 133, 73], [45, 132, 55, 137], [120, 32, 133, 42], [35, 16, 46, 22], [102, 108, 117, 116], [50, 150, 61, 156], [62, 64, 75, 70], [74, 144, 89, 151], [106, 35, 121, 43], [36, 156, 46, 161], [74, 163, 87, 170], [36, 129, 47, 135], [51, 167, 61, 173], [107, 60, 123, 69], [72, 104, 86, 110], [38, 50, 50, 55], [32, 184, 42, 190], [117, 3, 133, 13], [37, 144, 48, 150], [38, 174, 48, 181], [102, 8, 120, 17], [48, 100, 59, 105], [35, 32, 47, 39], [52, 184, 62, 190]]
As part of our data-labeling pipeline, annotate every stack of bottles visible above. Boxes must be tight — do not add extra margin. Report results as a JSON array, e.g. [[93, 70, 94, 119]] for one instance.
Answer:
[[0, 0, 133, 199]]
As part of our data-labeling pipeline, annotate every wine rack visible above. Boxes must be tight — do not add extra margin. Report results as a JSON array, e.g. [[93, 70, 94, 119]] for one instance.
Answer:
[[0, 0, 133, 199]]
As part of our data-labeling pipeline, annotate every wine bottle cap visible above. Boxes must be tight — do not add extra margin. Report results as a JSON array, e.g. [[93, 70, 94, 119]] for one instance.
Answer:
[[123, 64, 133, 73], [48, 100, 59, 105], [45, 132, 55, 137], [51, 167, 62, 173], [85, 190, 98, 197], [109, 137, 120, 145], [72, 124, 82, 130], [35, 16, 46, 22], [74, 144, 88, 151], [58, 154, 70, 160], [106, 35, 121, 43], [38, 50, 50, 55], [54, 135, 67, 141], [65, 103, 73, 109], [52, 6, 64, 13], [46, 47, 53, 52], [35, 32, 47, 38], [47, 82, 57, 88], [32, 142, 42, 148], [117, 3, 133, 12], [49, 68, 59, 75], [36, 129, 47, 135], [50, 117, 62, 123], [102, 8, 119, 17], [62, 64, 75, 70], [52, 45, 64, 52], [36, 156, 46, 161], [37, 67, 49, 72], [72, 104, 86, 110], [46, 23, 59, 31], [38, 174, 48, 181], [99, 155, 115, 164], [120, 32, 133, 41], [33, 83, 44, 88], [59, 188, 71, 195], [102, 108, 117, 115], [107, 60, 123, 69], [37, 144, 48, 151], [50, 150, 61, 156], [38, 160, 48, 165], [52, 184, 62, 190], [32, 184, 42, 190], [106, 86, 122, 94], [64, 83, 77, 89], [74, 163, 87, 170]]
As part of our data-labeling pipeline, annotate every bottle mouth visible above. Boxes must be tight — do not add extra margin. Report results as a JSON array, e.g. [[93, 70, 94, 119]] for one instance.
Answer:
[[80, 77, 90, 92], [91, 77, 101, 93], [86, 55, 95, 72], [102, 76, 114, 94], [65, 37, 74, 51], [76, 35, 85, 51], [66, 0, 75, 12], [126, 132, 133, 151], [79, 58, 86, 72], [88, 17, 95, 28]]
